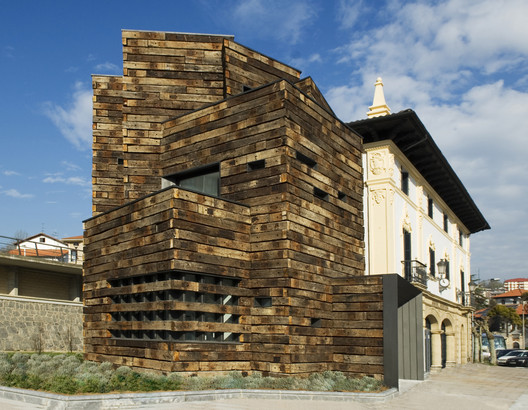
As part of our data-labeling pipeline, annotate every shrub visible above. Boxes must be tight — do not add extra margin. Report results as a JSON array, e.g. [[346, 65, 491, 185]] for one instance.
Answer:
[[0, 353, 385, 394]]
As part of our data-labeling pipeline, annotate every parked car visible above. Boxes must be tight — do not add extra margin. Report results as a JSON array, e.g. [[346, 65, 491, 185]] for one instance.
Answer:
[[503, 351, 528, 367], [496, 349, 518, 359], [497, 350, 527, 366]]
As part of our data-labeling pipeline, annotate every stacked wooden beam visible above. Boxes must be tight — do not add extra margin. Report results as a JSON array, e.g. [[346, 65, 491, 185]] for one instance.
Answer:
[[85, 30, 384, 379]]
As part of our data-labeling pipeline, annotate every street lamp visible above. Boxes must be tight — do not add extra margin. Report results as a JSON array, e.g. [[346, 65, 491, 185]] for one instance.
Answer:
[[437, 259, 450, 291], [468, 280, 477, 307]]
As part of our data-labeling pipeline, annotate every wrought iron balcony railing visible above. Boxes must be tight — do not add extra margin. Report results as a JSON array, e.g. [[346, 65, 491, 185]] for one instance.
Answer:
[[402, 260, 427, 286]]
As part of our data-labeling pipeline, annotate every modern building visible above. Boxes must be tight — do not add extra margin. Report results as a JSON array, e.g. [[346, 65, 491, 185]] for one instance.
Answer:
[[348, 78, 490, 372], [84, 30, 424, 387], [504, 278, 528, 292]]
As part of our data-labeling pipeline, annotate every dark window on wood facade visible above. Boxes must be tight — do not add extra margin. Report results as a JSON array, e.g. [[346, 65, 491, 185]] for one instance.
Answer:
[[247, 159, 266, 171], [296, 151, 317, 168], [254, 297, 272, 307], [110, 329, 240, 343], [311, 318, 322, 328], [165, 163, 220, 197], [117, 158, 124, 165], [108, 271, 241, 343], [314, 187, 329, 200], [338, 191, 346, 201]]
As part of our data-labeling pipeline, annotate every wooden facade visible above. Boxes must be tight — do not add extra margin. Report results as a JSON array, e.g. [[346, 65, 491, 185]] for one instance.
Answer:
[[85, 30, 385, 378]]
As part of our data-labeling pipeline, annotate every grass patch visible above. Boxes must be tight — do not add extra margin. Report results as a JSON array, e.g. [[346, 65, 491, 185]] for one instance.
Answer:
[[0, 353, 385, 395]]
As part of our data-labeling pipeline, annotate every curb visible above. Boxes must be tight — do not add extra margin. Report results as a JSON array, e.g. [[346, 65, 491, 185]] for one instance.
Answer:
[[0, 385, 399, 409]]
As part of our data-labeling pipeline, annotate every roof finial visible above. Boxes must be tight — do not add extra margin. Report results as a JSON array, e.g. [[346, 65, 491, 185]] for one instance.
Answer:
[[367, 77, 391, 118]]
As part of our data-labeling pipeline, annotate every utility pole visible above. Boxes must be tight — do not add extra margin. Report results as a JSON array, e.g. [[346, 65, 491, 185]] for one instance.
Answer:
[[523, 301, 526, 349]]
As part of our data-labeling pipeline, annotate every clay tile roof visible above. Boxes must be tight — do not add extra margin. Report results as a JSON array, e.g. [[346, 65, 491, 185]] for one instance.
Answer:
[[516, 304, 528, 315], [8, 248, 68, 258], [492, 289, 528, 298], [504, 278, 528, 283]]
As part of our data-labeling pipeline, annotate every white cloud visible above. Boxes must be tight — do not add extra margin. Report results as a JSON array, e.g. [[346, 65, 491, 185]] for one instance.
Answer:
[[289, 53, 323, 71], [43, 174, 91, 187], [2, 189, 33, 199], [232, 0, 317, 45], [337, 0, 363, 29], [43, 82, 92, 150], [94, 62, 120, 73], [61, 161, 81, 172], [334, 0, 528, 98], [3, 170, 20, 176], [326, 0, 528, 279]]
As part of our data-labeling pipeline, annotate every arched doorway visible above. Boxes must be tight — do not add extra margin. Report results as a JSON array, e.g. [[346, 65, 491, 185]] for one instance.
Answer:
[[425, 314, 442, 371], [425, 318, 432, 372], [441, 318, 455, 367]]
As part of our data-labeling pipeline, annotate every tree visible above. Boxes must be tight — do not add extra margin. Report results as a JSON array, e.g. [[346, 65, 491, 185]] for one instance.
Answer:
[[470, 276, 489, 310], [488, 305, 522, 337], [474, 317, 497, 364]]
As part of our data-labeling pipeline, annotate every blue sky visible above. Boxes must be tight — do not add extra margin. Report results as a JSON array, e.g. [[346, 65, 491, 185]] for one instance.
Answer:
[[1, 0, 527, 281]]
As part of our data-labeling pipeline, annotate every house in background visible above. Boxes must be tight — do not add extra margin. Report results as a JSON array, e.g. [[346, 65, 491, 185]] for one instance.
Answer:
[[348, 78, 490, 372], [0, 233, 84, 352], [504, 278, 528, 292], [62, 235, 84, 265], [493, 289, 528, 306], [9, 233, 70, 262], [475, 289, 528, 349], [83, 30, 424, 387]]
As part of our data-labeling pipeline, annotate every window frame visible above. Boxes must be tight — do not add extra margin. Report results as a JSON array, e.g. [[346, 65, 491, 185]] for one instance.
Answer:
[[401, 169, 409, 195]]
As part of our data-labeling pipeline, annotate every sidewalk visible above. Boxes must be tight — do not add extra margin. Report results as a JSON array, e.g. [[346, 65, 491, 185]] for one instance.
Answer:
[[1, 364, 527, 409]]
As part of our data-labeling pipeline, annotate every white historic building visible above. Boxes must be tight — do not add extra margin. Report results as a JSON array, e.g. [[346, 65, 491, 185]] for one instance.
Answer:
[[349, 78, 490, 372]]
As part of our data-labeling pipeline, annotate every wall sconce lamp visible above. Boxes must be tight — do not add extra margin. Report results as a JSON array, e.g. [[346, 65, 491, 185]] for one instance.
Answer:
[[437, 259, 450, 291]]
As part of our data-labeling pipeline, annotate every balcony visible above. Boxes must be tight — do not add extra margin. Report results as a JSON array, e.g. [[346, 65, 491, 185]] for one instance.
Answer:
[[0, 235, 83, 265], [402, 260, 427, 287], [457, 291, 473, 307]]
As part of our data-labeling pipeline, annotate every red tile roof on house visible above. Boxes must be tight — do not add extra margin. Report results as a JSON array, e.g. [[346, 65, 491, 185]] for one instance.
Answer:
[[504, 278, 528, 283], [516, 304, 528, 316], [492, 289, 528, 298], [474, 308, 488, 319], [8, 248, 69, 258], [62, 235, 83, 240]]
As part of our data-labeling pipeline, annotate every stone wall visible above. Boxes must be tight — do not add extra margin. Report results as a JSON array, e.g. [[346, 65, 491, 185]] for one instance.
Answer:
[[0, 296, 83, 352]]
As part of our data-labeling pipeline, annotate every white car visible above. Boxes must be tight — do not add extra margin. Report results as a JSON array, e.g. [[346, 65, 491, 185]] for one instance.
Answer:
[[497, 350, 527, 366]]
